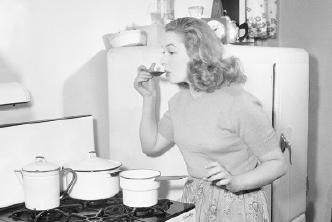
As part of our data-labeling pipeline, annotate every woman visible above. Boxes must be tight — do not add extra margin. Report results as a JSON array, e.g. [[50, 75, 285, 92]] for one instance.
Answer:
[[134, 17, 287, 222]]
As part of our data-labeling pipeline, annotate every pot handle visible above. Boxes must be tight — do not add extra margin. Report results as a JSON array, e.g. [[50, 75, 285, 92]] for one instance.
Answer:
[[60, 168, 77, 199], [14, 170, 23, 185], [108, 170, 122, 177], [155, 175, 188, 181]]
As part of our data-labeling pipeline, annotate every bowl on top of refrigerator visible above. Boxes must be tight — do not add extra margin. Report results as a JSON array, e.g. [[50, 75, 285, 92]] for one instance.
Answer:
[[106, 30, 147, 48]]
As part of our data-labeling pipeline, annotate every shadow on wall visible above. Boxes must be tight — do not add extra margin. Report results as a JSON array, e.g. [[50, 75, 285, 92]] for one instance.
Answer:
[[63, 50, 109, 158], [0, 54, 21, 82], [306, 55, 319, 222], [0, 54, 34, 124]]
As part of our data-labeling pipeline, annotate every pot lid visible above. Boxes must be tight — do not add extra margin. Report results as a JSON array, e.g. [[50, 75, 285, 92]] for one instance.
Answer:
[[64, 151, 122, 172], [120, 169, 161, 179], [22, 156, 60, 172]]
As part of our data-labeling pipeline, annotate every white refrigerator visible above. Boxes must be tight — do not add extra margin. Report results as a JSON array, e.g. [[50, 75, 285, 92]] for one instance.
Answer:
[[106, 45, 309, 222]]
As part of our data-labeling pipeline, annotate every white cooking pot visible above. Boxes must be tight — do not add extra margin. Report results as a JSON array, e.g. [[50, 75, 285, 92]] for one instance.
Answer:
[[63, 151, 122, 200], [15, 156, 76, 210], [120, 169, 161, 207]]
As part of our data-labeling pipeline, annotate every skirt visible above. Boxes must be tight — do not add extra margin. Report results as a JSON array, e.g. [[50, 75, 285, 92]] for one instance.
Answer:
[[181, 177, 270, 222]]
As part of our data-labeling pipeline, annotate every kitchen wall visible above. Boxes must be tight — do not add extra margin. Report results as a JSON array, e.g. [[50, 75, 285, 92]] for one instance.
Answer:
[[278, 1, 332, 221], [0, 0, 212, 158], [0, 0, 162, 157]]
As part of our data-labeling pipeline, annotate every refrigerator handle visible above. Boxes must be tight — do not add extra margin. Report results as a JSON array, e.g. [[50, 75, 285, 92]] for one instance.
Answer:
[[279, 133, 292, 165]]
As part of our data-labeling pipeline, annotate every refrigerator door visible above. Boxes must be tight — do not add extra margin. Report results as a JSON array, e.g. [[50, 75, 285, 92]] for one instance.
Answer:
[[228, 45, 309, 221], [272, 57, 309, 222], [227, 48, 275, 217]]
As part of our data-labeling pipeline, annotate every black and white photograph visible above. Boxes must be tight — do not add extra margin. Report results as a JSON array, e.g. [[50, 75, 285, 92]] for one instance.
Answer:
[[0, 0, 331, 221]]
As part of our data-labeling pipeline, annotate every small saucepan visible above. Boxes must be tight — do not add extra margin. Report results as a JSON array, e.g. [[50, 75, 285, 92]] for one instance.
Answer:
[[119, 169, 187, 207]]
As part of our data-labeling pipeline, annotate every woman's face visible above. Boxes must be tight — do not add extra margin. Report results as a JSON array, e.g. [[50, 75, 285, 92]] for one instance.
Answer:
[[161, 32, 190, 84]]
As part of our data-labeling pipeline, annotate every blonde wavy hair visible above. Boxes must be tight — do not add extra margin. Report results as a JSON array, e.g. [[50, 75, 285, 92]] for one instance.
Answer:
[[165, 17, 247, 92]]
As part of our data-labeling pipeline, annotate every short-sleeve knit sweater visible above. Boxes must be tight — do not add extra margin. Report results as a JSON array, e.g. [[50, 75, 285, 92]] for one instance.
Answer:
[[158, 84, 279, 178]]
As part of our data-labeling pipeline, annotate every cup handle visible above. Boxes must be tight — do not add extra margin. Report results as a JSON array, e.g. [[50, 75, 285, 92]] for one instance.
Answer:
[[60, 168, 77, 199], [238, 22, 249, 42]]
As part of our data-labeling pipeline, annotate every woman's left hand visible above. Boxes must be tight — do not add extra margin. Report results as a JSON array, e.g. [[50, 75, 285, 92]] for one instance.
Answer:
[[204, 162, 239, 192]]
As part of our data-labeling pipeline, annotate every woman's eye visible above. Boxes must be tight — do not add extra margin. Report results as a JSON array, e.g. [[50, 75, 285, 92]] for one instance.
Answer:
[[168, 51, 175, 55]]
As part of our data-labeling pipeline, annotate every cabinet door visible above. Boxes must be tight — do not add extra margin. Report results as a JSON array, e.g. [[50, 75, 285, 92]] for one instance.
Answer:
[[272, 63, 309, 222]]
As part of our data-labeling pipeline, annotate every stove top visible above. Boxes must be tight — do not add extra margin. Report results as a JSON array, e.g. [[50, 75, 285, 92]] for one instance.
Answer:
[[0, 193, 195, 222]]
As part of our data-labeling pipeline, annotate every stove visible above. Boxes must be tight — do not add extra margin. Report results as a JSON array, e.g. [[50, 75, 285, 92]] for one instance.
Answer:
[[0, 193, 195, 222]]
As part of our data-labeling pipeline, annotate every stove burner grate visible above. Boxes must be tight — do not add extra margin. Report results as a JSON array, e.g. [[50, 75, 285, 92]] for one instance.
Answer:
[[9, 208, 70, 222], [5, 194, 188, 222]]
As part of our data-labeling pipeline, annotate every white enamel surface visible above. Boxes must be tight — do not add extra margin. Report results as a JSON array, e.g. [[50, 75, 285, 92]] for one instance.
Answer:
[[66, 170, 120, 200], [122, 189, 158, 208], [22, 172, 60, 210], [119, 169, 160, 207], [271, 61, 309, 222]]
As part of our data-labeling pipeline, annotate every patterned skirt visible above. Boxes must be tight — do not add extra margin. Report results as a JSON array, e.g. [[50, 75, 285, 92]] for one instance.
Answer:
[[181, 177, 270, 222]]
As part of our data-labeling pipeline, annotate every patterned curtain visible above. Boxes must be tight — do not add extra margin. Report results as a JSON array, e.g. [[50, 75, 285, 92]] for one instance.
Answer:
[[246, 0, 279, 39]]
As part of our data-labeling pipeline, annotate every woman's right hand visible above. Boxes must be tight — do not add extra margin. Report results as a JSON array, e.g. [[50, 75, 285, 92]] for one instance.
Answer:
[[134, 64, 158, 97]]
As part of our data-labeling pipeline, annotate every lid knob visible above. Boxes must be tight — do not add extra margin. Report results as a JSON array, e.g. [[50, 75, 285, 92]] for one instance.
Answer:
[[88, 151, 97, 159], [35, 156, 45, 162], [22, 156, 59, 172]]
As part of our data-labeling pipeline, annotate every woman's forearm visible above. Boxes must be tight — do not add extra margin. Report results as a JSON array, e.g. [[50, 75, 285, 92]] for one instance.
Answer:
[[139, 96, 158, 154], [232, 158, 288, 192]]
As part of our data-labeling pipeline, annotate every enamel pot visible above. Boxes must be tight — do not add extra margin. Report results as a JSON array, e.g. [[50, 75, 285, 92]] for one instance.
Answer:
[[63, 151, 122, 200], [15, 156, 76, 210], [119, 169, 161, 207]]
